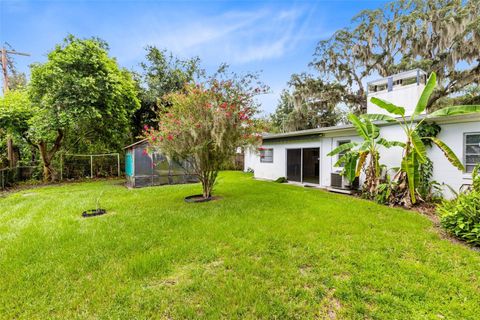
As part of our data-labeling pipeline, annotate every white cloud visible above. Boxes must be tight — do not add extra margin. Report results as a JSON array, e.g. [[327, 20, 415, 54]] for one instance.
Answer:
[[107, 6, 309, 66], [2, 1, 326, 113]]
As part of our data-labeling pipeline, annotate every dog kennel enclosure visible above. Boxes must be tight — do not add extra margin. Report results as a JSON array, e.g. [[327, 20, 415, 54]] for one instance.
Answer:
[[124, 139, 197, 188]]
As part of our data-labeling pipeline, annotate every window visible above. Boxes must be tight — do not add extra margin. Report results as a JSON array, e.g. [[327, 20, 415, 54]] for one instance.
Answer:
[[465, 133, 480, 173], [337, 140, 350, 166], [259, 148, 273, 163], [368, 83, 388, 93]]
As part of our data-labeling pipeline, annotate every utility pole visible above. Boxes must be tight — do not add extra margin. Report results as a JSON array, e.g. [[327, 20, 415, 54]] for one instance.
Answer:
[[1, 46, 30, 94], [1, 45, 30, 168]]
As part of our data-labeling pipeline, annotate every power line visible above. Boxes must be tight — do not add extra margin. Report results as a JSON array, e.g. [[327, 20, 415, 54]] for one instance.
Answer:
[[1, 45, 30, 94]]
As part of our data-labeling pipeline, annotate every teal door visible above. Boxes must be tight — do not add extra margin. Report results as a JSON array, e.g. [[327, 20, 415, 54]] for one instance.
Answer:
[[125, 151, 134, 177]]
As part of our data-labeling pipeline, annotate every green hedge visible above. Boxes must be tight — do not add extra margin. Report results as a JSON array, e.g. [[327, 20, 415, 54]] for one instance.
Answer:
[[438, 164, 480, 245], [438, 191, 480, 245]]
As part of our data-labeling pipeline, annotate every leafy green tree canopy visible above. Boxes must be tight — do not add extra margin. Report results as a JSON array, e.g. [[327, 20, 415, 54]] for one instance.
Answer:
[[271, 75, 345, 132], [27, 35, 140, 180], [0, 89, 32, 136], [133, 47, 202, 137], [313, 0, 479, 112], [273, 0, 479, 131]]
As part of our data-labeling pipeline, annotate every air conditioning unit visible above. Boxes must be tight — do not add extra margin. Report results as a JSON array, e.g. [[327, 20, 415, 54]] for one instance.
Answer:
[[330, 172, 359, 190]]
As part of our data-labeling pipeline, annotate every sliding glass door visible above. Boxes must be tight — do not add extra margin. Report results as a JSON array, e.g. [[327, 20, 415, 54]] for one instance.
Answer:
[[286, 148, 320, 184], [302, 148, 320, 184], [286, 149, 302, 182]]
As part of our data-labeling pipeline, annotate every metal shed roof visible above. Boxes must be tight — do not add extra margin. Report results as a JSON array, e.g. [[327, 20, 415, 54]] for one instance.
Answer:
[[124, 138, 148, 150]]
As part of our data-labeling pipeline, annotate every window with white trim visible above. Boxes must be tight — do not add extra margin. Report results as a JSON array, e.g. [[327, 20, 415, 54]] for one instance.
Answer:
[[465, 133, 480, 173], [259, 148, 273, 163], [337, 140, 350, 166]]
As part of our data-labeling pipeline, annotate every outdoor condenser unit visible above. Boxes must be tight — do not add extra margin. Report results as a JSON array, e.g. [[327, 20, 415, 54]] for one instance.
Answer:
[[331, 172, 343, 188], [330, 172, 359, 190]]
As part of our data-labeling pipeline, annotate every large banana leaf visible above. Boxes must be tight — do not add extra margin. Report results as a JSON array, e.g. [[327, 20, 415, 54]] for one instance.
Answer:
[[358, 140, 371, 152], [429, 105, 480, 117], [327, 141, 358, 156], [401, 151, 419, 204], [348, 113, 369, 139], [377, 138, 405, 148], [411, 131, 427, 163], [414, 72, 436, 115], [361, 113, 396, 122], [334, 153, 349, 167], [356, 151, 368, 176], [370, 97, 405, 116], [364, 117, 380, 139], [343, 153, 359, 183], [429, 137, 465, 171]]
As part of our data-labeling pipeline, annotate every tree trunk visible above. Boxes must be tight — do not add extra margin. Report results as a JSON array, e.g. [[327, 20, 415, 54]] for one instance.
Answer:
[[38, 143, 55, 182], [363, 154, 378, 199], [199, 170, 217, 199], [6, 136, 16, 168], [201, 175, 212, 199], [37, 130, 64, 182], [202, 183, 211, 199], [42, 160, 54, 181]]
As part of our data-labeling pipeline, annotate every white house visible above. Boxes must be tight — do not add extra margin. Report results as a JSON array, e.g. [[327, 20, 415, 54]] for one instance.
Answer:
[[245, 69, 480, 197]]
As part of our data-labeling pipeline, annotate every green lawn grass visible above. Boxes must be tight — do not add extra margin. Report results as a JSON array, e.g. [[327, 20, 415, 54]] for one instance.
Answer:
[[1, 171, 479, 319]]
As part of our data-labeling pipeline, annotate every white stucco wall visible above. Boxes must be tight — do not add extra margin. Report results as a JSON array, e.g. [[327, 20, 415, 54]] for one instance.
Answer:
[[244, 120, 480, 198], [367, 84, 425, 117], [245, 139, 323, 181], [244, 132, 362, 187], [319, 134, 363, 187], [376, 125, 406, 170], [429, 122, 478, 196]]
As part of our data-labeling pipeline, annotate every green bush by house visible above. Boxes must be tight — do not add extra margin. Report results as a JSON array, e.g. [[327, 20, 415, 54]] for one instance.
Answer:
[[438, 165, 480, 245]]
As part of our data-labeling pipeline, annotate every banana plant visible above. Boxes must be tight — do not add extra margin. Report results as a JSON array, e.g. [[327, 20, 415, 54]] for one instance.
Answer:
[[327, 114, 396, 197], [365, 72, 480, 205]]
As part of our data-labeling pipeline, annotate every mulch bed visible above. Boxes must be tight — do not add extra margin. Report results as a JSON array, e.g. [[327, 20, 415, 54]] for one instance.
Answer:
[[82, 209, 107, 218], [184, 194, 222, 203]]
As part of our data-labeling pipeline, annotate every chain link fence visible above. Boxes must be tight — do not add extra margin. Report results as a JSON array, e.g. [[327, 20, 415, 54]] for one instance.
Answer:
[[61, 153, 121, 180], [1, 153, 122, 191], [1, 165, 42, 190]]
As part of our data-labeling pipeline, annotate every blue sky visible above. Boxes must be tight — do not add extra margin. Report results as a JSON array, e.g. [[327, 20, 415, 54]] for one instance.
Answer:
[[0, 0, 387, 115]]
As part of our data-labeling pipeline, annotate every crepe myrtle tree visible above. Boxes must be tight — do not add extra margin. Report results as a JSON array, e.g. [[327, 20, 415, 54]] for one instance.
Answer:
[[364, 72, 480, 206], [145, 79, 267, 199]]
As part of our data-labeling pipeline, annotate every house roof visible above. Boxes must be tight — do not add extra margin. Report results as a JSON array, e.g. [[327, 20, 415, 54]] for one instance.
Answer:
[[262, 113, 480, 141]]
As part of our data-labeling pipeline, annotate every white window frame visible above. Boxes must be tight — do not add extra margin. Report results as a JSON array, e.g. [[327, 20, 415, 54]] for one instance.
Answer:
[[336, 140, 351, 167], [464, 132, 480, 173], [260, 148, 274, 163]]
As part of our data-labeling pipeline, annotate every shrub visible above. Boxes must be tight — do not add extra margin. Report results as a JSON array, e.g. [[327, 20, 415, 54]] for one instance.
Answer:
[[145, 79, 266, 199], [473, 164, 480, 192], [438, 164, 480, 245], [274, 177, 287, 183], [438, 191, 480, 245]]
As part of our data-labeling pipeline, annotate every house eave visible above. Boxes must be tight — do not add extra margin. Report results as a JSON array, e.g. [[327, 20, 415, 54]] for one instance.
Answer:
[[262, 113, 480, 141]]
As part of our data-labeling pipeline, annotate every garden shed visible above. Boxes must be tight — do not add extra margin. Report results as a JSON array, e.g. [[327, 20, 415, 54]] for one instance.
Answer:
[[124, 139, 197, 188]]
